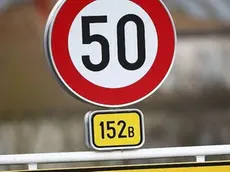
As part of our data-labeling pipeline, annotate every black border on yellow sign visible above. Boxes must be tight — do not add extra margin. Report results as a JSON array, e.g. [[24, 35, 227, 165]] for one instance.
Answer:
[[14, 161, 230, 172], [90, 109, 144, 149]]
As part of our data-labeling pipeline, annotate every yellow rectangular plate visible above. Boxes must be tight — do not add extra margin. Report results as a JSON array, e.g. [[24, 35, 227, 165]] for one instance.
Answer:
[[85, 109, 145, 151], [11, 161, 230, 172]]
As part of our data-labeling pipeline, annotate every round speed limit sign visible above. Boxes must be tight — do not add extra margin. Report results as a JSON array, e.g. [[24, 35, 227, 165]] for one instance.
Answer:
[[44, 0, 176, 108]]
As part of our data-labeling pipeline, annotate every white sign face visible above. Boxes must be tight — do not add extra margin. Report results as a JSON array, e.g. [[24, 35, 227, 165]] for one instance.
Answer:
[[45, 0, 176, 107], [68, 0, 158, 88]]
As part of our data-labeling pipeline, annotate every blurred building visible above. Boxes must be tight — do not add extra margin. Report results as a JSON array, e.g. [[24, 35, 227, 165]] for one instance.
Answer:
[[164, 0, 230, 32], [165, 0, 230, 21], [0, 0, 230, 170]]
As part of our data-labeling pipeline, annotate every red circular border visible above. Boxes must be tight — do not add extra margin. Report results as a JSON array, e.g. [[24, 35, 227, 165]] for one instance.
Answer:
[[49, 0, 175, 106]]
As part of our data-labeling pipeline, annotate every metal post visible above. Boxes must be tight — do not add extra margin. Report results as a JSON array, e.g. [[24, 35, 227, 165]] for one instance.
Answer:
[[28, 163, 38, 170], [196, 156, 205, 162]]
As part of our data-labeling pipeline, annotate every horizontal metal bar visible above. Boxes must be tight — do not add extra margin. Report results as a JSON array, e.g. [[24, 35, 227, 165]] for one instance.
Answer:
[[0, 144, 230, 165]]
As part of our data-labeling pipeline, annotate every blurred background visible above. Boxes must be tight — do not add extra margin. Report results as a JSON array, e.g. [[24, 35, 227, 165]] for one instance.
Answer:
[[0, 0, 230, 170]]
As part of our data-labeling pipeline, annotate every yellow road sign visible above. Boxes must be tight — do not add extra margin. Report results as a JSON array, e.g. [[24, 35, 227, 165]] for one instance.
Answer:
[[85, 109, 145, 151], [11, 161, 230, 172]]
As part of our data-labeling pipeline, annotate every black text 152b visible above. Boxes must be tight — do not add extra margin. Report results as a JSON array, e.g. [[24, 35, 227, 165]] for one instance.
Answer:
[[99, 120, 134, 139]]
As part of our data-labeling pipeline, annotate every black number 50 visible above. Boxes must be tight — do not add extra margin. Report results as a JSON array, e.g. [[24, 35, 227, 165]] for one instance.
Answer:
[[81, 14, 146, 72]]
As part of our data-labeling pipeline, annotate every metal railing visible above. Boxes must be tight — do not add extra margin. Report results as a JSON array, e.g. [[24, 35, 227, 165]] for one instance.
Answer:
[[1, 144, 230, 170]]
